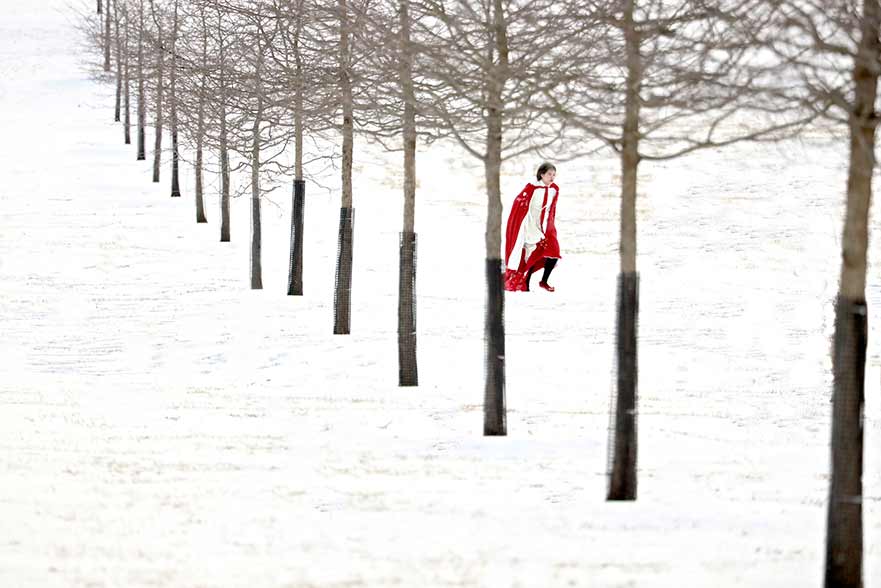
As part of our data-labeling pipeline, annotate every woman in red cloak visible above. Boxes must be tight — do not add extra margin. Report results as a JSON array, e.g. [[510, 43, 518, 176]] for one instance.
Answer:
[[504, 162, 561, 292]]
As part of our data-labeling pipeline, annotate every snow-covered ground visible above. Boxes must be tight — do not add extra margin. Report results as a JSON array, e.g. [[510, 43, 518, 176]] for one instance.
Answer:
[[1, 2, 879, 586]]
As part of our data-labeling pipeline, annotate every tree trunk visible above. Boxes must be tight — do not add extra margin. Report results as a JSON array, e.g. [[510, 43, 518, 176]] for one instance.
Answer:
[[136, 0, 145, 160], [194, 4, 207, 223], [104, 0, 112, 72], [250, 127, 263, 290], [287, 179, 305, 295], [824, 3, 878, 585], [151, 1, 164, 184], [218, 11, 230, 243], [113, 0, 122, 122], [123, 3, 130, 144], [608, 0, 640, 501], [397, 0, 418, 386], [219, 98, 230, 242], [483, 0, 508, 436], [98, 0, 102, 15], [334, 0, 355, 334], [250, 42, 264, 290], [169, 0, 180, 197], [287, 24, 305, 296]]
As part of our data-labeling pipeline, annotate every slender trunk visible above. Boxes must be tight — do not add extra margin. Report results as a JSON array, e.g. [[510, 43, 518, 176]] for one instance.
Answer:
[[400, 1, 416, 237], [136, 0, 145, 160], [123, 4, 131, 144], [251, 123, 263, 289], [608, 0, 640, 502], [98, 0, 102, 15], [294, 60, 303, 181], [104, 0, 112, 72], [824, 3, 878, 585], [220, 113, 230, 241], [195, 5, 208, 223], [151, 1, 164, 183], [218, 15, 230, 243], [288, 180, 305, 295], [398, 0, 418, 386], [334, 0, 354, 334], [169, 0, 180, 197], [483, 0, 508, 436], [195, 138, 206, 220], [287, 25, 305, 296], [250, 41, 264, 290], [339, 1, 353, 212], [113, 0, 122, 122]]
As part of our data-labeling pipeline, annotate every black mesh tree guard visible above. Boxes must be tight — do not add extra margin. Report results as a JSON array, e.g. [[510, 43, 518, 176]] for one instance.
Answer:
[[171, 129, 181, 197], [483, 258, 506, 436], [333, 207, 354, 335], [287, 179, 305, 296], [398, 231, 418, 386], [824, 296, 866, 587], [608, 271, 638, 500]]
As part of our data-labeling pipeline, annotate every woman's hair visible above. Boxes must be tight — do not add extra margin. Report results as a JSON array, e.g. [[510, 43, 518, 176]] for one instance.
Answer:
[[536, 161, 557, 182]]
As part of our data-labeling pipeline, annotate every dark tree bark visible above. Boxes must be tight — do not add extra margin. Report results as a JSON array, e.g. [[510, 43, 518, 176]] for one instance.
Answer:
[[150, 0, 165, 183], [250, 39, 265, 290], [218, 11, 230, 243], [287, 179, 305, 295], [482, 0, 508, 436], [194, 3, 208, 222], [123, 1, 131, 144], [397, 0, 418, 386], [113, 0, 122, 122], [824, 3, 879, 585], [169, 0, 181, 198], [607, 0, 640, 501], [286, 10, 305, 296], [98, 0, 102, 15], [136, 0, 146, 160], [333, 0, 355, 334]]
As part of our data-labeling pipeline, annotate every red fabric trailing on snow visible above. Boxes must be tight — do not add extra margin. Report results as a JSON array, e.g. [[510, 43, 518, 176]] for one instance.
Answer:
[[503, 182, 561, 292], [504, 269, 528, 291]]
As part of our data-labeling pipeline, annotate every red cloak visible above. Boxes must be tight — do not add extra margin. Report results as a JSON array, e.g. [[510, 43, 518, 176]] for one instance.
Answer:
[[504, 182, 560, 292]]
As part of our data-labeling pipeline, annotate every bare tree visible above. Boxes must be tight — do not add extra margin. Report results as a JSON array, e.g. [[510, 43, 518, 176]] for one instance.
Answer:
[[113, 0, 123, 121], [544, 0, 817, 498], [396, 0, 419, 386], [123, 1, 132, 144], [169, 0, 214, 219], [345, 0, 427, 382], [263, 0, 339, 296], [272, 0, 311, 296], [149, 0, 166, 183], [757, 1, 880, 583], [412, 0, 584, 433], [216, 4, 232, 241], [105, 0, 113, 71], [333, 0, 356, 334], [137, 0, 147, 160], [241, 24, 269, 290], [169, 0, 182, 197], [193, 1, 209, 220]]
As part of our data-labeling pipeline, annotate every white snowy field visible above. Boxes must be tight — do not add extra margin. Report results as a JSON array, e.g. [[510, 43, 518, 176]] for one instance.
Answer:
[[1, 2, 880, 587]]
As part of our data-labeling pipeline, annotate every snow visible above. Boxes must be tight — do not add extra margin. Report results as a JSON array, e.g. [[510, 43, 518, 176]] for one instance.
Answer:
[[0, 1, 879, 586]]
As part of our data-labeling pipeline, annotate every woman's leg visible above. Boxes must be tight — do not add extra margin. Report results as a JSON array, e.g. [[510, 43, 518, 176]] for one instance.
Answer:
[[540, 258, 558, 284]]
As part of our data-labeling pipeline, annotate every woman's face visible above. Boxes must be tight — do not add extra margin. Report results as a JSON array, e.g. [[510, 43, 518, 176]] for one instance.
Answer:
[[541, 168, 556, 185]]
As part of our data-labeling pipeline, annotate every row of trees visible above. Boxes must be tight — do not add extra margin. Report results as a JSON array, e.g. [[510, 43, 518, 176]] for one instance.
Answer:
[[82, 1, 876, 584]]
